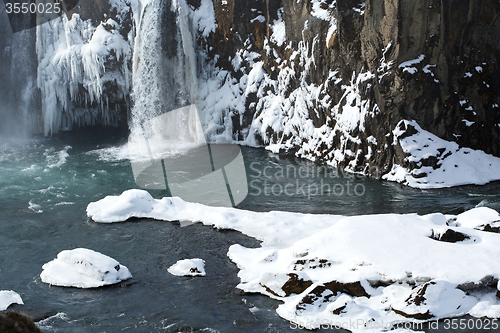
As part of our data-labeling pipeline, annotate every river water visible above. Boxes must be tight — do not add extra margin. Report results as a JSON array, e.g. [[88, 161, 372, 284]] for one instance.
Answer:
[[1, 128, 499, 332]]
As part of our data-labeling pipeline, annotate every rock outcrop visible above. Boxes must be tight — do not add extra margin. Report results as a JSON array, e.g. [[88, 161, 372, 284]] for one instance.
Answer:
[[193, 0, 500, 182]]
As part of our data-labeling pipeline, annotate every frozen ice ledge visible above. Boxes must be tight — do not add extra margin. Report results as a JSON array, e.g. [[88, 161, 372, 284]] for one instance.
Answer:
[[87, 189, 500, 332]]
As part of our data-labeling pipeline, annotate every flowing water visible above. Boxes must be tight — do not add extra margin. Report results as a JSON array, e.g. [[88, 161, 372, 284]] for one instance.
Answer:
[[1, 128, 500, 332]]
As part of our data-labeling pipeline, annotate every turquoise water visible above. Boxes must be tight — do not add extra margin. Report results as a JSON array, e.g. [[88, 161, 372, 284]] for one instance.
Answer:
[[1, 128, 499, 332]]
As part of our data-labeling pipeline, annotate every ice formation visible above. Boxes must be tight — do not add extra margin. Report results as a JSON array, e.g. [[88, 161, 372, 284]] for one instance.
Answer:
[[40, 248, 132, 288], [36, 1, 134, 135]]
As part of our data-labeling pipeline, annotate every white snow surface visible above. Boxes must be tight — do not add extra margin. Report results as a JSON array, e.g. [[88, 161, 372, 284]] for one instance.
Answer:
[[0, 291, 23, 311], [383, 120, 500, 188], [88, 189, 500, 332], [168, 258, 206, 276], [40, 248, 132, 288]]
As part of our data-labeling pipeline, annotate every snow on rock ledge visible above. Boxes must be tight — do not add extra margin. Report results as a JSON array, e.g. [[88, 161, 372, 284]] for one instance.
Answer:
[[40, 248, 132, 288], [87, 189, 500, 331], [168, 259, 206, 277], [383, 120, 500, 188], [0, 291, 23, 311]]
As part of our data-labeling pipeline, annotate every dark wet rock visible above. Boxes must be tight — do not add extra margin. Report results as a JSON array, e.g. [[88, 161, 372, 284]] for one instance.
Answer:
[[457, 275, 498, 292], [392, 307, 433, 320], [3, 305, 56, 323], [294, 281, 366, 313], [260, 272, 313, 297], [324, 280, 370, 298], [295, 285, 336, 312], [293, 258, 332, 270], [281, 273, 314, 296], [0, 311, 43, 333], [332, 304, 347, 315], [477, 222, 500, 234], [430, 229, 470, 243]]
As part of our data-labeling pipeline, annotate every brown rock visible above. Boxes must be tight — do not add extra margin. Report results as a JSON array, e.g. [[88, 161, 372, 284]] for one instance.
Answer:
[[0, 311, 43, 333]]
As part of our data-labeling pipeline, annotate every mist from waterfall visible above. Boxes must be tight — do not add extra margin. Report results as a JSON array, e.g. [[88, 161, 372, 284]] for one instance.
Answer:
[[0, 4, 41, 138]]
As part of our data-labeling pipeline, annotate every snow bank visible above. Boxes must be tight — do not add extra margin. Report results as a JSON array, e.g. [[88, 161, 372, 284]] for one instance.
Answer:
[[0, 290, 23, 311], [87, 189, 343, 247], [87, 189, 500, 331], [383, 120, 500, 188], [168, 258, 206, 276], [40, 248, 132, 288]]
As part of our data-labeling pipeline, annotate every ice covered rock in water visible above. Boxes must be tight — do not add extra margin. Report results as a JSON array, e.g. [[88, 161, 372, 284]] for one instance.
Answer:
[[86, 189, 178, 223], [0, 291, 23, 311], [40, 248, 132, 288], [167, 259, 206, 277]]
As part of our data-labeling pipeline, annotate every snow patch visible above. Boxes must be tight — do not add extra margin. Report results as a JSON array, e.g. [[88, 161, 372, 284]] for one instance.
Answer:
[[398, 55, 425, 68], [0, 290, 23, 311]]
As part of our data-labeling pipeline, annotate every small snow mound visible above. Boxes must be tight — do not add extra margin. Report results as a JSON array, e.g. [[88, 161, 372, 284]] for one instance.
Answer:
[[40, 248, 132, 288], [0, 290, 23, 311], [455, 207, 500, 229], [168, 259, 206, 277], [87, 189, 181, 223]]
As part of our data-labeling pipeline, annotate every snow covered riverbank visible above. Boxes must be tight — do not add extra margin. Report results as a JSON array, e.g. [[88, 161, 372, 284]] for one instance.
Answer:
[[87, 189, 500, 332]]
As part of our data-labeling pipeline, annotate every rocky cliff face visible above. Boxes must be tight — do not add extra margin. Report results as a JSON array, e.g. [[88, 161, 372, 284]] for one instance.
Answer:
[[194, 0, 500, 187]]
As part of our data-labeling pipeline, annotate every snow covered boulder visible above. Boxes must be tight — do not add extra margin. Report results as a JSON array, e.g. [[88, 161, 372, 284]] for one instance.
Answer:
[[0, 290, 23, 311], [40, 248, 132, 288], [167, 259, 206, 277], [391, 281, 476, 320]]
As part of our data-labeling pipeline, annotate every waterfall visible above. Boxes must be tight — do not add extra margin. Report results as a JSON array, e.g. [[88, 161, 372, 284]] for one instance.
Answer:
[[0, 4, 41, 138], [129, 0, 203, 153]]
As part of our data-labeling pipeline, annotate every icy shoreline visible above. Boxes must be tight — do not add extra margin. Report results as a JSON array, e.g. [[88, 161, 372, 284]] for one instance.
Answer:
[[87, 189, 500, 332]]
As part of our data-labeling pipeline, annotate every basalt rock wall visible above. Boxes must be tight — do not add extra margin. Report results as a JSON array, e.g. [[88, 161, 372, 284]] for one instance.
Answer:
[[198, 0, 500, 183]]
